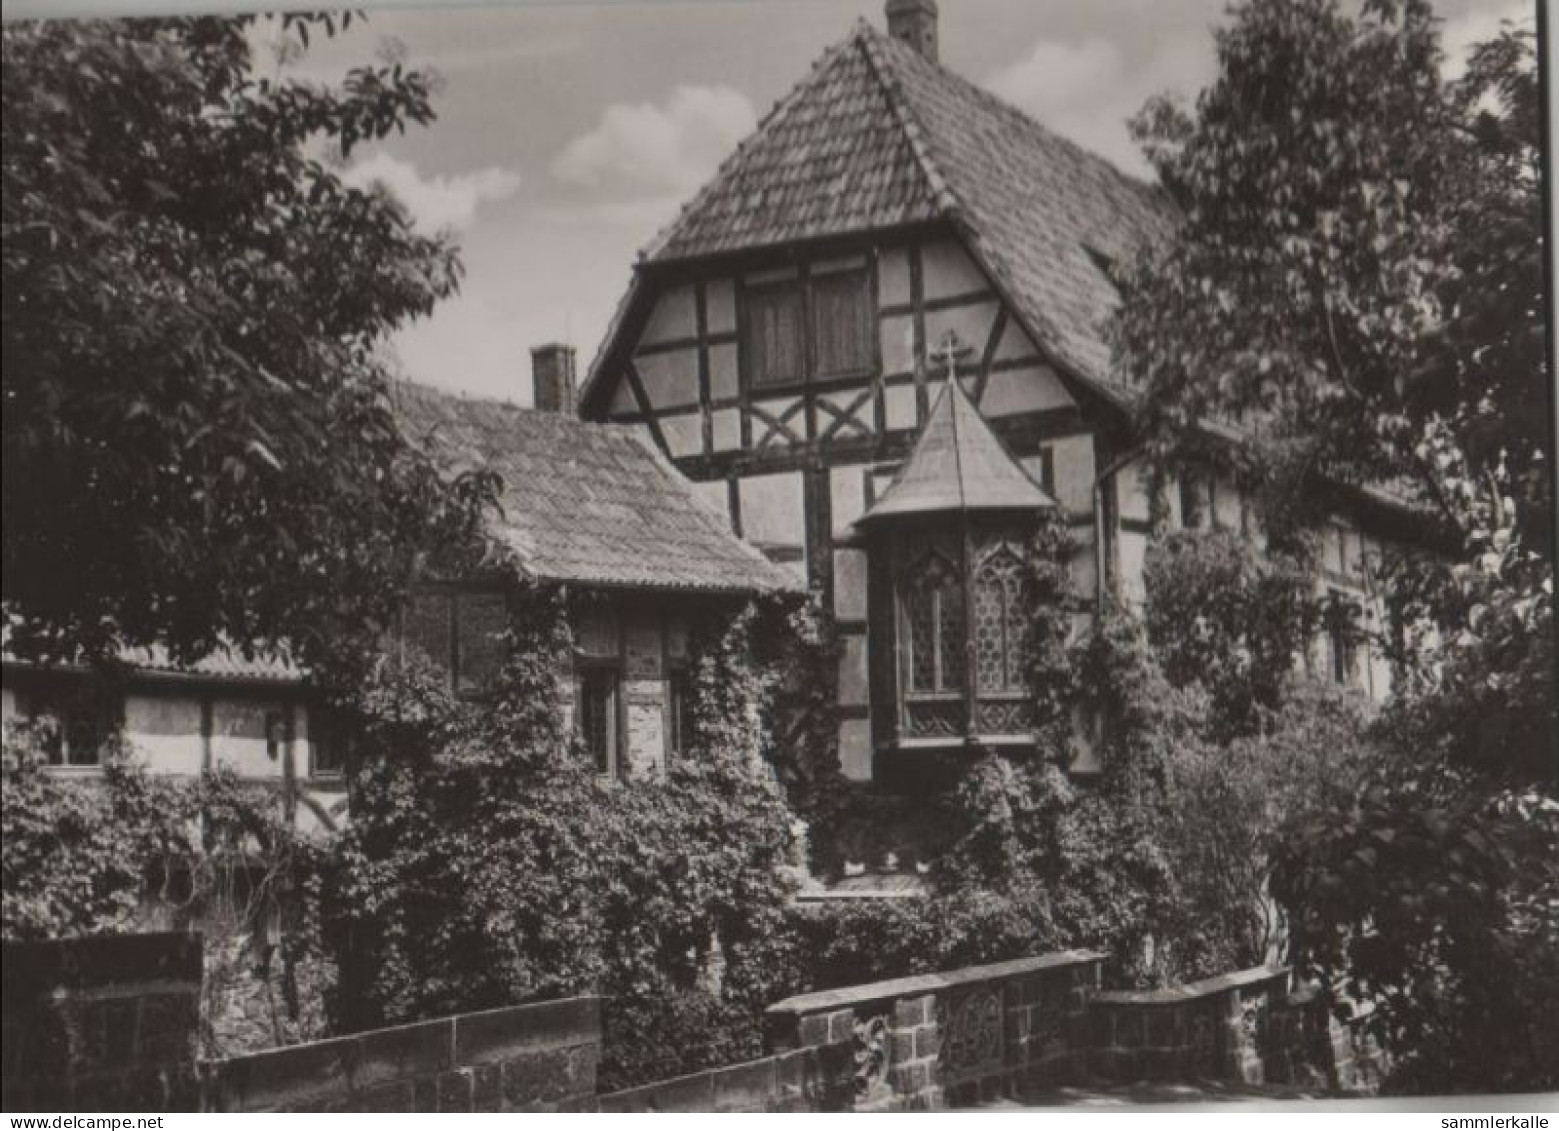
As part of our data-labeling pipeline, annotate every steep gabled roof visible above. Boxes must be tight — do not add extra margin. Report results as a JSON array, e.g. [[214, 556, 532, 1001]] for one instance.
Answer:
[[586, 20, 1176, 410], [392, 382, 798, 595], [641, 28, 949, 263], [859, 377, 1056, 525]]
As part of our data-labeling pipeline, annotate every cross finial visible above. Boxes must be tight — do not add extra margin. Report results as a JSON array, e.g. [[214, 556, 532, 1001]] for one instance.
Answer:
[[927, 330, 973, 384]]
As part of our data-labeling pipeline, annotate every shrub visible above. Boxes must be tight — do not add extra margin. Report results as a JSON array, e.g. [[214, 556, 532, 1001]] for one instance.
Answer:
[[321, 588, 801, 1090], [1, 720, 330, 1053]]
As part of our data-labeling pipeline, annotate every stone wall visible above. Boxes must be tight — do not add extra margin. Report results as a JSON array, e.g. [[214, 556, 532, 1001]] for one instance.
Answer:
[[202, 996, 600, 1112], [1087, 964, 1377, 1094], [2, 933, 203, 1112], [764, 950, 1104, 1110]]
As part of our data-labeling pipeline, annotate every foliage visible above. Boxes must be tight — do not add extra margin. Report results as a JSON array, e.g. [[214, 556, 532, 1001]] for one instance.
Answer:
[[758, 594, 847, 855], [1117, 0, 1554, 1090], [1, 721, 330, 1053], [2, 720, 321, 941], [1, 14, 495, 668], [1273, 491, 1557, 1094], [1142, 529, 1320, 736], [2, 724, 160, 940], [1117, 0, 1547, 549], [321, 587, 799, 1090]]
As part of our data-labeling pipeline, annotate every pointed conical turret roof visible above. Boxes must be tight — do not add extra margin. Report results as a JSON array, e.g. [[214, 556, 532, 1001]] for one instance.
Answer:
[[858, 378, 1057, 526]]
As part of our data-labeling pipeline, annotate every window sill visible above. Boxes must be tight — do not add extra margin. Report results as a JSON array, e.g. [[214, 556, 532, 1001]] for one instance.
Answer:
[[882, 734, 1035, 753]]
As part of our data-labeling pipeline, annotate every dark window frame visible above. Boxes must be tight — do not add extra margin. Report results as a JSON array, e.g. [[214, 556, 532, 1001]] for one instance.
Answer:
[[897, 549, 965, 700], [667, 665, 691, 759], [577, 662, 623, 779], [309, 707, 349, 781], [15, 679, 121, 769], [397, 588, 509, 699], [742, 264, 874, 392]]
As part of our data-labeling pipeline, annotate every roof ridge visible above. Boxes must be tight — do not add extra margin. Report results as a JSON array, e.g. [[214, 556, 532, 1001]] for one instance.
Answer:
[[853, 23, 961, 218], [871, 27, 1167, 204], [639, 31, 864, 263], [944, 378, 967, 508]]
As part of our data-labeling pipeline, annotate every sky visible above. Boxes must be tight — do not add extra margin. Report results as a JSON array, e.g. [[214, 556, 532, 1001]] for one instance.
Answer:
[[246, 0, 1537, 404]]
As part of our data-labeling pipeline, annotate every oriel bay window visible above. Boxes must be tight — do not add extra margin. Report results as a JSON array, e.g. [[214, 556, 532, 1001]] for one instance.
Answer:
[[888, 525, 1038, 742], [899, 538, 966, 736], [855, 374, 1059, 751]]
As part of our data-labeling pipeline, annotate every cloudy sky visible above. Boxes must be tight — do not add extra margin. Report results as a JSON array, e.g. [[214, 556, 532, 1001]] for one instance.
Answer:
[[255, 0, 1535, 403]]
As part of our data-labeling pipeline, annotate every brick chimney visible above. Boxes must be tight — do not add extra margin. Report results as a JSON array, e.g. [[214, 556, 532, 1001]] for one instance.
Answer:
[[530, 343, 577, 415], [886, 0, 938, 63]]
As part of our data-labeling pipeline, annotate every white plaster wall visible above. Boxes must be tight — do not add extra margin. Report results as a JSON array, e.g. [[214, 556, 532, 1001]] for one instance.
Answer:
[[658, 411, 702, 458], [209, 699, 288, 779], [123, 693, 204, 776], [1050, 434, 1097, 514], [838, 636, 870, 708], [634, 349, 699, 410], [980, 364, 1072, 418], [705, 279, 737, 336], [919, 239, 987, 299], [739, 470, 806, 558], [878, 247, 912, 307], [838, 717, 873, 782], [833, 547, 869, 622], [641, 283, 697, 345]]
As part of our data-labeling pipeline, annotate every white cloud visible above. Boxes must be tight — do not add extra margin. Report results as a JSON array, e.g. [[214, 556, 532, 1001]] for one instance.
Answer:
[[552, 85, 757, 196], [341, 153, 522, 234], [984, 34, 1214, 177], [1440, 0, 1536, 78]]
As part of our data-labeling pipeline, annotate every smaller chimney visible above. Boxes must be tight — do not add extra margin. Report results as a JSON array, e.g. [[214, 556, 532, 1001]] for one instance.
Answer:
[[886, 0, 938, 63], [531, 343, 577, 415]]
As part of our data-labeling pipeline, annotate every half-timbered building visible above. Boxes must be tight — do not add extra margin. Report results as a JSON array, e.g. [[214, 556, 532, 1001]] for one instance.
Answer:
[[580, 0, 1424, 786], [2, 348, 796, 800]]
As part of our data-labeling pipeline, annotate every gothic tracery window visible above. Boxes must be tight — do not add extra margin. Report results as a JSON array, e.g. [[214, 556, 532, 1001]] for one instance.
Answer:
[[972, 540, 1031, 694], [902, 549, 964, 695]]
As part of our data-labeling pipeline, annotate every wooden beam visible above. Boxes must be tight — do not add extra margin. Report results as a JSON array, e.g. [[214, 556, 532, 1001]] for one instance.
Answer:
[[974, 305, 1008, 406], [909, 244, 928, 425], [623, 360, 672, 457], [695, 282, 713, 457]]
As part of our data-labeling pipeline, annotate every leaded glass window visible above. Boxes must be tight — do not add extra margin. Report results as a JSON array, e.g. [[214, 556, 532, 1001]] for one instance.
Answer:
[[902, 550, 963, 694], [973, 540, 1031, 693]]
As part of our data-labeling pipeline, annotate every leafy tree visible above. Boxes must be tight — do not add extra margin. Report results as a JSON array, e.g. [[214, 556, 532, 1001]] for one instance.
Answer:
[[2, 15, 491, 667], [322, 590, 799, 1089], [1142, 529, 1320, 737], [1116, 0, 1548, 548], [1115, 0, 1555, 1091]]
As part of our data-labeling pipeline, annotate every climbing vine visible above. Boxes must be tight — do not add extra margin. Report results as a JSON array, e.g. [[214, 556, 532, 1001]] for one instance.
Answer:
[[1, 720, 331, 1053]]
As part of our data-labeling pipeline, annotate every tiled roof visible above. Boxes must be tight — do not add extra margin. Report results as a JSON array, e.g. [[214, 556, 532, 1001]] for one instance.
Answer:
[[117, 645, 302, 682], [0, 621, 304, 684], [859, 377, 1056, 525], [640, 30, 948, 262], [623, 21, 1176, 408], [392, 381, 798, 595]]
